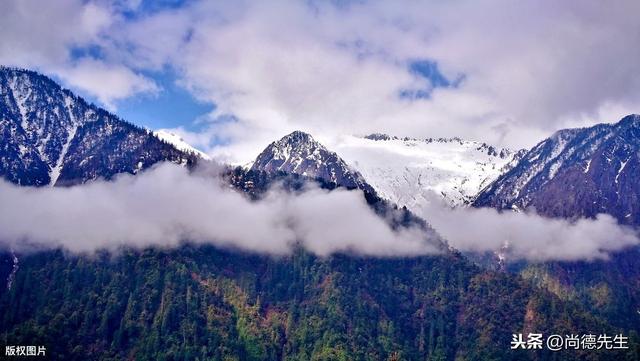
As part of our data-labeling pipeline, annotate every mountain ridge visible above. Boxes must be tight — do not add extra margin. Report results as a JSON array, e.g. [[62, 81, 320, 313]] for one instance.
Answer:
[[473, 114, 640, 225], [0, 66, 200, 186]]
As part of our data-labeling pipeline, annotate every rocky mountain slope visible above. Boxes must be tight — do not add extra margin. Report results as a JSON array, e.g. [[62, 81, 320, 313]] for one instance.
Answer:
[[474, 114, 640, 225], [0, 67, 199, 186], [251, 130, 373, 192]]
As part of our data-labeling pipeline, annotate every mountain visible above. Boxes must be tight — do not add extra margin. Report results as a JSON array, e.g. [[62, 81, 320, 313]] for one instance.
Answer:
[[0, 66, 199, 186], [332, 134, 525, 209], [251, 131, 524, 211], [251, 131, 372, 192], [0, 69, 638, 360], [474, 114, 640, 225], [474, 115, 640, 333]]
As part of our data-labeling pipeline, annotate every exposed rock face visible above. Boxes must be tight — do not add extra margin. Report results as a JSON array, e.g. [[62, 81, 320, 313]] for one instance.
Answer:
[[251, 131, 371, 191]]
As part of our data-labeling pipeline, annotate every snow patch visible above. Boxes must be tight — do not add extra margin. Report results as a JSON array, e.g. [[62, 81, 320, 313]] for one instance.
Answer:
[[615, 158, 629, 184], [8, 75, 31, 132], [332, 135, 519, 210], [49, 125, 77, 186], [154, 130, 211, 160], [6, 251, 18, 291]]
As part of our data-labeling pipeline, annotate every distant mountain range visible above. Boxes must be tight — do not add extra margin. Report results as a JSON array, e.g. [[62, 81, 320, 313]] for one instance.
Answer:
[[4, 66, 639, 224], [0, 67, 638, 360]]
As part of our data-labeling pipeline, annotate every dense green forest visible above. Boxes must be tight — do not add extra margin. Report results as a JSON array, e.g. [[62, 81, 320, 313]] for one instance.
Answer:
[[1, 246, 638, 360]]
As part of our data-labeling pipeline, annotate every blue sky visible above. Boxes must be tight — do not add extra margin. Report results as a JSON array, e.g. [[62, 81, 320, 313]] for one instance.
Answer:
[[50, 57, 214, 131], [401, 60, 463, 100], [113, 70, 215, 131]]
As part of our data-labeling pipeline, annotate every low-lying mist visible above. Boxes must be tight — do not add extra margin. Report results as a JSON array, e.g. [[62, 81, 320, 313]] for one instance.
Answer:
[[0, 163, 439, 257], [1, 163, 637, 262], [420, 196, 639, 262]]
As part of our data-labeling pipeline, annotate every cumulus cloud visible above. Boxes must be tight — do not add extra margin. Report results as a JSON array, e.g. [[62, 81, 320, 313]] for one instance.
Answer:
[[0, 163, 438, 257], [420, 197, 640, 262], [3, 1, 640, 161], [0, 0, 159, 108], [55, 58, 159, 109], [94, 0, 640, 162], [0, 0, 111, 67]]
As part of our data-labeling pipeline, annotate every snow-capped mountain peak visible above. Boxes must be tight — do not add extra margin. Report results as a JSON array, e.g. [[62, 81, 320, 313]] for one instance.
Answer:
[[250, 130, 524, 211], [250, 131, 369, 190], [331, 133, 525, 210]]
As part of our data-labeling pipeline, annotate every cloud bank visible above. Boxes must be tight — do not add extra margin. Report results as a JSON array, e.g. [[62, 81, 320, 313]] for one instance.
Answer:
[[420, 198, 640, 262], [0, 163, 635, 262], [0, 163, 437, 257]]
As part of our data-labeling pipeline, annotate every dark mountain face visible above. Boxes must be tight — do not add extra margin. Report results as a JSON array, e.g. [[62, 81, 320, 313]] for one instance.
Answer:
[[251, 131, 373, 192], [0, 67, 198, 186], [474, 114, 640, 225]]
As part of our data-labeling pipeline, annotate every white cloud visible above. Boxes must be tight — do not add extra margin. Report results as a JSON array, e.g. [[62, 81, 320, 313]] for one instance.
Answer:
[[0, 163, 438, 257], [419, 195, 640, 262], [97, 0, 640, 162], [0, 0, 159, 108], [0, 0, 112, 67], [55, 58, 159, 109], [1, 162, 633, 262], [421, 1, 640, 133]]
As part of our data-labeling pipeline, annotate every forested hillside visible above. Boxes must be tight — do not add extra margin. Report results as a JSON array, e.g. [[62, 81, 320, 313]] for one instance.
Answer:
[[3, 245, 637, 361]]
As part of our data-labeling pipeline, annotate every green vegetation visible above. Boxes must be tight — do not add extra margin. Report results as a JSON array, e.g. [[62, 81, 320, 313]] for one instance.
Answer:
[[1, 246, 637, 360]]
